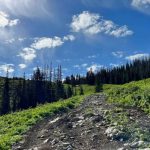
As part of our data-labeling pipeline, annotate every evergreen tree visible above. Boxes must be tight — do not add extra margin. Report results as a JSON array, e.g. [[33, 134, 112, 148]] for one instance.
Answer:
[[1, 71, 10, 115], [95, 76, 103, 93], [86, 68, 95, 85], [12, 77, 17, 112]]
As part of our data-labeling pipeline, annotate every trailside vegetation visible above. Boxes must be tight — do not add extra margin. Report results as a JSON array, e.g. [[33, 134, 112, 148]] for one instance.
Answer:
[[0, 65, 74, 115]]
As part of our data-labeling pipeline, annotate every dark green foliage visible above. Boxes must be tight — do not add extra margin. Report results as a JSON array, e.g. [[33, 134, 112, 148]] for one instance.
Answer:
[[66, 85, 73, 98], [95, 82, 103, 93], [105, 78, 150, 113], [79, 85, 84, 95], [86, 69, 95, 85], [65, 57, 150, 86], [0, 65, 73, 116], [1, 73, 10, 115], [73, 86, 77, 96]]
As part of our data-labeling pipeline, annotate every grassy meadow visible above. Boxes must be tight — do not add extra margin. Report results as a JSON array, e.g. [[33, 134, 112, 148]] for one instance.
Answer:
[[104, 78, 150, 114]]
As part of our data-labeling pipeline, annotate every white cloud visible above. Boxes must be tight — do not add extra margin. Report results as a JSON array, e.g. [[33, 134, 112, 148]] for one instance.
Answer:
[[112, 51, 124, 58], [131, 0, 150, 15], [18, 64, 27, 69], [18, 48, 36, 62], [0, 11, 19, 28], [0, 11, 19, 42], [5, 37, 26, 44], [18, 37, 26, 42], [70, 11, 133, 37], [31, 35, 75, 50], [0, 64, 14, 73], [71, 11, 100, 34], [87, 64, 103, 72], [110, 63, 119, 67], [5, 38, 15, 44], [31, 37, 64, 50], [73, 63, 88, 69], [0, 0, 50, 18], [18, 34, 75, 62], [63, 35, 75, 41], [125, 53, 149, 61], [109, 25, 133, 37]]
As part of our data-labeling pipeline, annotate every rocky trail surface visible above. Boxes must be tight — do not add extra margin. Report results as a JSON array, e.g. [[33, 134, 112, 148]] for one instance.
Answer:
[[13, 94, 150, 150]]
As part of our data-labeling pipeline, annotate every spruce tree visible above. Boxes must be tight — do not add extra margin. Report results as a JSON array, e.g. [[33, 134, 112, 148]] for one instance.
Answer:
[[1, 71, 10, 115], [95, 75, 102, 93]]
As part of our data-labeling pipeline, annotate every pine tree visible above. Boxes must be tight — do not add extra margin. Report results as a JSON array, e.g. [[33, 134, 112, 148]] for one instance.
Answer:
[[12, 77, 17, 112], [1, 71, 10, 115], [86, 68, 95, 85], [95, 77, 103, 93]]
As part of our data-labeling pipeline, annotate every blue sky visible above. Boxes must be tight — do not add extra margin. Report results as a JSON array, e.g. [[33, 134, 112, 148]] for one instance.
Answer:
[[0, 0, 150, 78]]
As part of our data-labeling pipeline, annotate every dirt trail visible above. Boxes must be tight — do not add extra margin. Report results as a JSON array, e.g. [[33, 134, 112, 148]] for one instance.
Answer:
[[12, 94, 150, 150]]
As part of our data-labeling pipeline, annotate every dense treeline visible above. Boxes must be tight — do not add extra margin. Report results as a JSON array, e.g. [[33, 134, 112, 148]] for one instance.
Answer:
[[0, 65, 74, 115], [65, 57, 150, 85]]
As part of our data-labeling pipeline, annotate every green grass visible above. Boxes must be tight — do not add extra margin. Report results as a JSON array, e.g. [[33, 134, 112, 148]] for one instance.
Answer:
[[103, 78, 150, 114], [0, 96, 85, 150], [0, 84, 94, 150], [76, 84, 95, 95], [3, 78, 150, 149]]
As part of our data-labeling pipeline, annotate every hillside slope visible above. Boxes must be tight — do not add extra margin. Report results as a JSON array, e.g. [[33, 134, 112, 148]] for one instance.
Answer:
[[13, 93, 150, 149], [104, 78, 150, 114], [1, 79, 150, 149]]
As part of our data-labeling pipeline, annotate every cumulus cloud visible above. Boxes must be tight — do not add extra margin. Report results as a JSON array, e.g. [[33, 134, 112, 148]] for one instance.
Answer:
[[125, 53, 149, 61], [0, 64, 14, 73], [112, 51, 124, 58], [31, 35, 75, 50], [18, 64, 27, 69], [0, 11, 19, 28], [18, 34, 75, 62], [63, 35, 75, 41], [131, 0, 150, 15], [18, 48, 36, 62], [0, 0, 50, 18], [87, 64, 103, 72], [71, 11, 100, 34], [109, 25, 133, 37], [31, 37, 64, 50], [70, 11, 133, 37]]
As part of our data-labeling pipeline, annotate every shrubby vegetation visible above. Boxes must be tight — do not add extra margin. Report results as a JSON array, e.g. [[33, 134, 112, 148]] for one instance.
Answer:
[[104, 78, 150, 114], [0, 96, 84, 149], [0, 65, 75, 115], [0, 84, 95, 149]]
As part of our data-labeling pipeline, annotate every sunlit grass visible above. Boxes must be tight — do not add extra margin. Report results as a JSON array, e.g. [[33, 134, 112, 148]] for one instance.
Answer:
[[0, 95, 87, 150], [104, 78, 150, 114]]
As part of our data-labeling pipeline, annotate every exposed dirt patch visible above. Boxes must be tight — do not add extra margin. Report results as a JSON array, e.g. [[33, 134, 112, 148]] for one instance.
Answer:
[[12, 94, 150, 150]]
